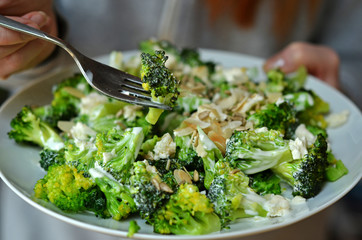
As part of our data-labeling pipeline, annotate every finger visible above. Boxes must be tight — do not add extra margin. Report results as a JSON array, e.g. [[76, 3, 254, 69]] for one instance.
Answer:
[[0, 42, 26, 59], [0, 38, 55, 79], [0, 11, 49, 45], [263, 42, 309, 73], [0, 0, 52, 16], [263, 42, 340, 89]]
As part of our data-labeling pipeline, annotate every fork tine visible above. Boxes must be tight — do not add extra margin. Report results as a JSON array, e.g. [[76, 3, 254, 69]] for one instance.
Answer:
[[119, 87, 152, 101], [121, 80, 149, 93], [123, 75, 143, 85], [111, 70, 149, 93], [116, 70, 143, 85]]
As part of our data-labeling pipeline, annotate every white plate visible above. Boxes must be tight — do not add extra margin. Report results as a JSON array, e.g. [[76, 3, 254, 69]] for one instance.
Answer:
[[1, 50, 361, 239]]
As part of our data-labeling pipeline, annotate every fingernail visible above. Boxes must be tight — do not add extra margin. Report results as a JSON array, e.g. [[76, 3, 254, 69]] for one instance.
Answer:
[[30, 11, 48, 27], [271, 58, 285, 69]]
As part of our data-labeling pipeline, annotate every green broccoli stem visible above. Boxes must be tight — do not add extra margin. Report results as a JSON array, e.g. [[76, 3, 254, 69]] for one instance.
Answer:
[[271, 160, 298, 186], [326, 159, 348, 181], [127, 220, 141, 237], [145, 107, 164, 125]]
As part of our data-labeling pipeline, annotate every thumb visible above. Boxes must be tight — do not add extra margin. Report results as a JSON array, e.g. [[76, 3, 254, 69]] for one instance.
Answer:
[[22, 11, 50, 29]]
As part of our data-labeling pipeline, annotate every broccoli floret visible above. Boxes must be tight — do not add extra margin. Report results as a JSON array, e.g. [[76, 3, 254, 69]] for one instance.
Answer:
[[32, 104, 59, 128], [95, 127, 144, 182], [180, 48, 203, 67], [247, 101, 298, 139], [77, 98, 152, 135], [139, 39, 216, 73], [140, 50, 180, 124], [130, 161, 173, 220], [176, 94, 211, 115], [179, 48, 216, 73], [83, 185, 110, 218], [265, 67, 306, 94], [265, 69, 285, 93], [248, 170, 282, 196], [124, 115, 153, 137], [138, 135, 160, 158], [285, 66, 307, 93], [64, 138, 97, 175], [145, 158, 184, 191], [175, 135, 204, 173], [153, 111, 186, 136], [208, 161, 268, 227], [145, 158, 179, 175], [78, 99, 127, 130], [283, 91, 314, 112], [89, 167, 136, 220], [306, 124, 328, 138], [272, 134, 329, 198], [225, 128, 292, 174], [297, 90, 330, 129], [197, 127, 223, 189], [8, 106, 64, 150], [150, 183, 221, 235], [34, 164, 107, 216], [48, 74, 93, 124], [39, 148, 66, 171]]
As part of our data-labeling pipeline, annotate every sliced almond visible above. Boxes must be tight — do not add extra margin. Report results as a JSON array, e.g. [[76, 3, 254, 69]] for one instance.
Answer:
[[151, 177, 161, 191], [190, 84, 206, 93], [214, 141, 226, 155], [174, 126, 195, 137], [174, 169, 192, 184], [115, 109, 123, 118], [192, 134, 199, 148], [63, 86, 86, 98], [193, 170, 199, 182], [266, 92, 283, 103], [195, 142, 207, 158], [184, 118, 210, 129], [229, 169, 241, 174], [146, 164, 158, 175], [166, 159, 171, 171], [159, 182, 173, 193], [115, 120, 127, 130], [57, 121, 75, 133], [198, 111, 210, 120]]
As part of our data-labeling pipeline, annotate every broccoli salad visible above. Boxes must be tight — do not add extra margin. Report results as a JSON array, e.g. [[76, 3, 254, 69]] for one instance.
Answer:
[[8, 39, 349, 236]]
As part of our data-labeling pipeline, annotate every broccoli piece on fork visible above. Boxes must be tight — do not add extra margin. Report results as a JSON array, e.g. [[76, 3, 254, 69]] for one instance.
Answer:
[[140, 50, 180, 124]]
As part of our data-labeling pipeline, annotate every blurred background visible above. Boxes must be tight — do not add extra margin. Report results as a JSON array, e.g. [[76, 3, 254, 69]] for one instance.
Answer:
[[1, 0, 361, 239]]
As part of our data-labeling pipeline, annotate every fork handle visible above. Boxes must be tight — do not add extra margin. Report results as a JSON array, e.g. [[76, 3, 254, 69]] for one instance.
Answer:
[[0, 14, 71, 53]]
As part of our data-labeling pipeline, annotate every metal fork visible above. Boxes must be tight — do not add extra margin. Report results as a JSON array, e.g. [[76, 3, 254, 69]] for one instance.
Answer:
[[0, 14, 171, 110]]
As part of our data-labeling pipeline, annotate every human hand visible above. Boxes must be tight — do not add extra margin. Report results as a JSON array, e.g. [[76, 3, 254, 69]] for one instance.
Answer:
[[264, 42, 340, 89], [0, 0, 57, 79]]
